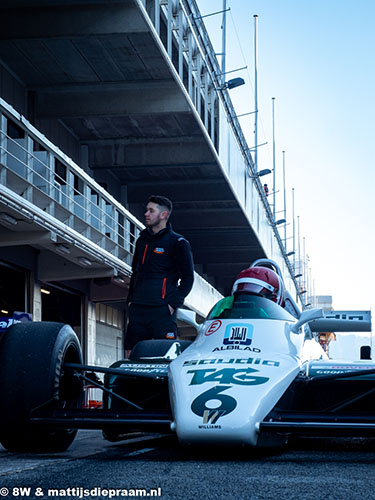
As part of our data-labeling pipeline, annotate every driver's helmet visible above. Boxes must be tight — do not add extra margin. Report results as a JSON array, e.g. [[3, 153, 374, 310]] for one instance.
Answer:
[[232, 266, 285, 306]]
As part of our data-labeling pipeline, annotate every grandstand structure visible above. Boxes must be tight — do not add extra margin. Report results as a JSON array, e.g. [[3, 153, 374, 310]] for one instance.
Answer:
[[0, 0, 302, 364]]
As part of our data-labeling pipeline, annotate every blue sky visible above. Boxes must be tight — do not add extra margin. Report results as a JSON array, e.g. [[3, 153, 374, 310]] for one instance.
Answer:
[[199, 0, 375, 312]]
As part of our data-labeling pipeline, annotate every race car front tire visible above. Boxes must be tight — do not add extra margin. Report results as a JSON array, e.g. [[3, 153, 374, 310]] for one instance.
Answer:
[[0, 321, 83, 452]]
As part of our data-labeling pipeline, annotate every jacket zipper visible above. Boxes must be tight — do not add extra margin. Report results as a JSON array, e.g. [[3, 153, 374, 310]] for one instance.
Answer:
[[162, 277, 167, 299], [142, 244, 148, 265]]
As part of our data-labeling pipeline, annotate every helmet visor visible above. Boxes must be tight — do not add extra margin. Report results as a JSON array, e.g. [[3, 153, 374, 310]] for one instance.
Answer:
[[233, 277, 275, 300]]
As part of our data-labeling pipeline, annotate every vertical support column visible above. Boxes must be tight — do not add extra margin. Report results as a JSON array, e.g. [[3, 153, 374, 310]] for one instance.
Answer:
[[0, 113, 6, 166], [45, 151, 53, 198], [99, 196, 106, 247], [210, 93, 216, 145], [154, 0, 160, 35], [196, 52, 201, 116], [167, 0, 172, 58], [51, 156, 62, 205], [107, 202, 114, 241], [45, 153, 55, 217], [124, 217, 130, 254], [188, 31, 193, 99], [67, 169, 74, 212], [33, 281, 42, 321], [0, 113, 7, 185], [25, 135, 34, 202], [113, 209, 119, 257], [66, 169, 74, 228], [87, 301, 97, 365], [178, 8, 184, 79], [83, 183, 90, 224], [81, 182, 91, 239], [25, 135, 33, 181], [204, 70, 209, 128]]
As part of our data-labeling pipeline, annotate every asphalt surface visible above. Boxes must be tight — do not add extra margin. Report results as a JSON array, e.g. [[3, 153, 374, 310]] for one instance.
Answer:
[[2, 431, 375, 500]]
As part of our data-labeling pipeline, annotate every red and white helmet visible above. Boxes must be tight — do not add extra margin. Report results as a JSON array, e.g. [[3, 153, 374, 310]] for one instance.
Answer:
[[232, 266, 285, 306]]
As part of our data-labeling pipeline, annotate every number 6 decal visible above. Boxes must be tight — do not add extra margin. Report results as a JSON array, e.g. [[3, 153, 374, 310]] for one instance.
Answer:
[[191, 385, 237, 423]]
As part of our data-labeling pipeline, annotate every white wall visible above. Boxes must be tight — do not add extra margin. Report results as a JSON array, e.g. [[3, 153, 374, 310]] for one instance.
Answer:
[[217, 100, 295, 298], [329, 333, 373, 361]]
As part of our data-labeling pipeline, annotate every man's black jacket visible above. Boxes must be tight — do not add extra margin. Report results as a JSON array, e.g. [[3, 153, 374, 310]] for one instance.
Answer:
[[127, 224, 194, 309]]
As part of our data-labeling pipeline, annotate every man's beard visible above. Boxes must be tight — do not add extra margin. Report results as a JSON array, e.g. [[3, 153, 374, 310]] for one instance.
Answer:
[[146, 215, 162, 228]]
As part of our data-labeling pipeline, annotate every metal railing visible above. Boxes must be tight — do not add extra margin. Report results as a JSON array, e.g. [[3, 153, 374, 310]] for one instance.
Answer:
[[0, 99, 142, 269], [0, 98, 223, 315]]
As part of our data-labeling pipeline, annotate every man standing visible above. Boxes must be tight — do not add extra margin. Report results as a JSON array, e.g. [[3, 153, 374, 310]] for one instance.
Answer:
[[125, 195, 194, 356]]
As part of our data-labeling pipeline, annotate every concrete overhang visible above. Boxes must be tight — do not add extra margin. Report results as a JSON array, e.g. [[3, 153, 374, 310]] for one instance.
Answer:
[[0, 198, 131, 283], [0, 0, 266, 296]]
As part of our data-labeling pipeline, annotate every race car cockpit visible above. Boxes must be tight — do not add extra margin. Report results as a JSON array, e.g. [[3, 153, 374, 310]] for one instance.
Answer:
[[207, 259, 295, 321], [207, 294, 295, 321]]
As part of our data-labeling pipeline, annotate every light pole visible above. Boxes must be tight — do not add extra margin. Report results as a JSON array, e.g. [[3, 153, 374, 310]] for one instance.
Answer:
[[221, 0, 227, 85], [272, 97, 276, 221], [282, 150, 286, 250], [253, 14, 258, 172], [292, 187, 296, 271]]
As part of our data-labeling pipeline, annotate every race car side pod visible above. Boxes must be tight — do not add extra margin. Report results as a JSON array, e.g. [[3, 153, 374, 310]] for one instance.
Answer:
[[305, 368, 375, 383], [63, 362, 168, 380], [259, 417, 375, 436]]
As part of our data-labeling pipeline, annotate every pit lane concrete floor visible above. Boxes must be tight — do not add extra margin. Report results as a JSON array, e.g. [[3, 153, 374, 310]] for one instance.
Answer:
[[1, 430, 375, 499]]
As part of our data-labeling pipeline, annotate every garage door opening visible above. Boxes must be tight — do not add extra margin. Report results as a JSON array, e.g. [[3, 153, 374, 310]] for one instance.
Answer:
[[0, 261, 29, 316], [41, 283, 83, 343]]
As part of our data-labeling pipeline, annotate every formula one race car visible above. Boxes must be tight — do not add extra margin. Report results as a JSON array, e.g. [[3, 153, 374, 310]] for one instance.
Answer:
[[0, 259, 373, 452]]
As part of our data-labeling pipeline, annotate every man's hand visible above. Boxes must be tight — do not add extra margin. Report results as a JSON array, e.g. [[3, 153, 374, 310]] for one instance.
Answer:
[[168, 304, 175, 315]]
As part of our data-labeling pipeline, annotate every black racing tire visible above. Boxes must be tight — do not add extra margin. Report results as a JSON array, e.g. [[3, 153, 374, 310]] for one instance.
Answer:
[[0, 321, 83, 452], [130, 339, 192, 360]]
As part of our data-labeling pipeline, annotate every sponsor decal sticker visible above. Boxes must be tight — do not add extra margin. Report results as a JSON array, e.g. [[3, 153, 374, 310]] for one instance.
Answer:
[[183, 358, 280, 367], [154, 247, 165, 254], [187, 367, 269, 386], [213, 345, 261, 352], [187, 359, 279, 428], [191, 386, 237, 425], [119, 363, 168, 375], [165, 332, 175, 339], [223, 323, 253, 346], [0, 318, 18, 332], [0, 312, 32, 332], [310, 364, 375, 376], [198, 424, 222, 429], [312, 364, 374, 371], [205, 320, 222, 336]]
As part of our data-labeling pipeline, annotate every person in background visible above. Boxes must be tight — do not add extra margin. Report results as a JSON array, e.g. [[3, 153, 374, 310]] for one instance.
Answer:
[[125, 195, 194, 358]]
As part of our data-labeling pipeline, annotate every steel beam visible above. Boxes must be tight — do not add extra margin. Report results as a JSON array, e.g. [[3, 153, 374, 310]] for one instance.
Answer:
[[127, 181, 233, 203], [0, 3, 149, 40], [39, 265, 116, 282], [0, 230, 55, 246], [36, 86, 191, 118], [88, 142, 215, 169]]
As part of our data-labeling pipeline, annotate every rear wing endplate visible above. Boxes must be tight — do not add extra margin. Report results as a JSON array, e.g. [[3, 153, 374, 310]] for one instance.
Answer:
[[309, 310, 371, 332]]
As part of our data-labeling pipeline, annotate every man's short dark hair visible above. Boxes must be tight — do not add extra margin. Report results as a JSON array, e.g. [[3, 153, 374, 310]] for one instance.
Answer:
[[147, 195, 173, 216]]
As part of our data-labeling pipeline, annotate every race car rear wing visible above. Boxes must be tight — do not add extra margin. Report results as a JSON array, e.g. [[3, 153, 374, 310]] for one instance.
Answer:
[[309, 310, 372, 332]]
